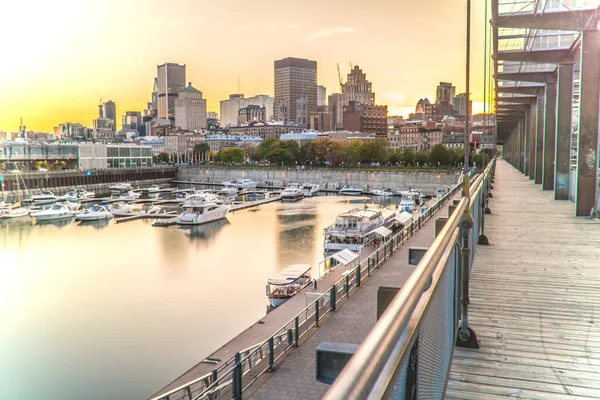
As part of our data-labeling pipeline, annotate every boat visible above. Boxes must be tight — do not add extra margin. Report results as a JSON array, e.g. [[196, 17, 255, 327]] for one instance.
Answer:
[[147, 184, 160, 193], [0, 203, 30, 219], [30, 204, 75, 221], [57, 200, 81, 211], [397, 189, 425, 199], [139, 203, 161, 215], [176, 191, 194, 200], [220, 184, 239, 195], [281, 183, 304, 202], [399, 192, 422, 212], [117, 190, 141, 200], [370, 187, 394, 196], [266, 264, 312, 308], [59, 188, 95, 202], [31, 191, 58, 205], [339, 185, 362, 196], [76, 205, 114, 221], [301, 183, 320, 197], [323, 204, 396, 252], [109, 182, 133, 192], [108, 202, 134, 216], [222, 178, 257, 190], [177, 196, 231, 226]]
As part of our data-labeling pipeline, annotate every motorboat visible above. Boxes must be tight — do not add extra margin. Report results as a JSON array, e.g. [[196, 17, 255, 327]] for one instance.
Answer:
[[266, 264, 312, 308], [57, 200, 81, 211], [176, 191, 194, 200], [399, 192, 421, 212], [147, 184, 160, 193], [0, 203, 30, 219], [30, 204, 75, 221], [109, 182, 133, 192], [301, 183, 320, 197], [222, 178, 257, 190], [31, 191, 58, 205], [220, 184, 239, 195], [117, 190, 141, 200], [59, 188, 95, 202], [281, 184, 304, 202], [323, 204, 396, 252], [108, 202, 134, 216], [177, 196, 231, 226], [339, 185, 362, 196], [397, 189, 425, 199], [76, 205, 114, 221], [139, 203, 162, 215], [370, 187, 394, 196]]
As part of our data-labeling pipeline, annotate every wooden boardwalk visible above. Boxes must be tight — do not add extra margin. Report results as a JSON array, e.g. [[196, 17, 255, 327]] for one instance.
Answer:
[[447, 160, 600, 399]]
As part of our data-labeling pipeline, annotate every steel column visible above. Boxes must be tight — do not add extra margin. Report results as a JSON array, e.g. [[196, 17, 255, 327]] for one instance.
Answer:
[[535, 95, 545, 184], [528, 105, 536, 178], [543, 83, 557, 190], [555, 63, 573, 200]]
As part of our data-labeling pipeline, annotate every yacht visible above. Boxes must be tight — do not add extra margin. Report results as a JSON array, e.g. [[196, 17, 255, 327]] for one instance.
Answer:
[[109, 183, 133, 192], [301, 183, 320, 197], [397, 189, 425, 199], [117, 190, 141, 200], [370, 187, 394, 197], [281, 183, 304, 202], [139, 203, 161, 215], [266, 264, 312, 308], [76, 205, 114, 221], [220, 184, 239, 195], [222, 178, 257, 190], [339, 185, 362, 196], [0, 204, 30, 219], [176, 191, 194, 200], [399, 192, 422, 212], [108, 202, 134, 216], [176, 196, 231, 226], [57, 200, 82, 211], [30, 204, 75, 221], [60, 188, 95, 202], [323, 205, 396, 252], [31, 191, 58, 205]]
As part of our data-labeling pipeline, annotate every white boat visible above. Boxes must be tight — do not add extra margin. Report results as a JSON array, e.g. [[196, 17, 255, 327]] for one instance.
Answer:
[[76, 205, 114, 221], [339, 185, 362, 196], [108, 202, 134, 216], [31, 191, 58, 205], [57, 200, 81, 211], [323, 205, 396, 252], [220, 184, 239, 195], [117, 190, 141, 200], [301, 183, 320, 197], [281, 184, 304, 202], [139, 203, 161, 215], [370, 187, 394, 196], [397, 189, 425, 199], [176, 191, 194, 200], [147, 184, 160, 193], [109, 183, 133, 192], [399, 192, 422, 211], [266, 264, 312, 308], [59, 188, 95, 202], [177, 196, 230, 226], [222, 178, 257, 190], [0, 203, 30, 219], [30, 204, 75, 221]]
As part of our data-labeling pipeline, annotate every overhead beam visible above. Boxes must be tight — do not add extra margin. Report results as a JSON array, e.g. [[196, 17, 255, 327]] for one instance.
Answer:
[[496, 71, 556, 83], [496, 8, 598, 31], [497, 96, 538, 105], [496, 49, 570, 63], [497, 86, 544, 95]]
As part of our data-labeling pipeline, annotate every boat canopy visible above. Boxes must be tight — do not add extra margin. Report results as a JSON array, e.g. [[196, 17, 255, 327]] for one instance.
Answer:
[[268, 264, 311, 285], [369, 226, 392, 238], [331, 249, 359, 265], [394, 211, 413, 225]]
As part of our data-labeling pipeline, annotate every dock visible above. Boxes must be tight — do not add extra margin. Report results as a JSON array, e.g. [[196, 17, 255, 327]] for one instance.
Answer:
[[114, 211, 177, 224]]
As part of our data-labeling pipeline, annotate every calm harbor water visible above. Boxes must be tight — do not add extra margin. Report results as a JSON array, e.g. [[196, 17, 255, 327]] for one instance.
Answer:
[[0, 194, 396, 400]]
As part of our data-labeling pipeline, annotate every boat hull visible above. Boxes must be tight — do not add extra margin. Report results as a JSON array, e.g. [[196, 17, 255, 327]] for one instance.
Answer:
[[32, 198, 57, 205], [339, 190, 362, 196], [31, 212, 74, 221], [76, 213, 113, 221], [177, 208, 229, 226], [268, 297, 290, 308], [281, 195, 304, 202]]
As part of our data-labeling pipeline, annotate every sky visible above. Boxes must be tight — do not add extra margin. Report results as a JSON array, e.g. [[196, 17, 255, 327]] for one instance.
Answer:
[[0, 0, 492, 133]]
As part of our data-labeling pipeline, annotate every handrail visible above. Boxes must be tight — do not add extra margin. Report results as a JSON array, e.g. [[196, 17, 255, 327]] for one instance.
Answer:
[[323, 159, 495, 400]]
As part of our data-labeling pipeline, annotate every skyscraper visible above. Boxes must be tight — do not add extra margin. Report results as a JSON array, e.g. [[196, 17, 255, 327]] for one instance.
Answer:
[[342, 65, 375, 106], [274, 57, 317, 127], [157, 62, 186, 120], [453, 93, 467, 116], [122, 111, 143, 136], [317, 85, 327, 107], [102, 100, 116, 132], [435, 82, 456, 105], [175, 82, 207, 130]]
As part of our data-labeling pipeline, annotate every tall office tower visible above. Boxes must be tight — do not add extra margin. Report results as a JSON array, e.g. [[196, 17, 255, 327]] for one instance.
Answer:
[[341, 65, 375, 106], [328, 93, 343, 129], [453, 93, 467, 116], [122, 111, 143, 136], [435, 82, 456, 105], [274, 57, 317, 127], [175, 82, 207, 130], [317, 85, 327, 107], [157, 62, 186, 120], [102, 100, 117, 132]]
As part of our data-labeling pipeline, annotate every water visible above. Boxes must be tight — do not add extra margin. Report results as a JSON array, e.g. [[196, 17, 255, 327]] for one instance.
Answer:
[[0, 194, 397, 400]]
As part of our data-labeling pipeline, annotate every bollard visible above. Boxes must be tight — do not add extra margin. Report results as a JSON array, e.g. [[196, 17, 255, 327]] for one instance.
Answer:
[[294, 316, 300, 346], [268, 337, 275, 371]]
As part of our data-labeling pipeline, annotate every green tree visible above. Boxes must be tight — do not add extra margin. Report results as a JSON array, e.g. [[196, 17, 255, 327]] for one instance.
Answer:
[[155, 152, 170, 163], [219, 147, 246, 163], [360, 138, 388, 163], [255, 138, 281, 161], [341, 141, 362, 166], [415, 150, 429, 166], [387, 149, 402, 165], [265, 147, 293, 165], [193, 142, 211, 161], [298, 141, 317, 165], [429, 144, 450, 166], [400, 148, 415, 165], [281, 140, 300, 163]]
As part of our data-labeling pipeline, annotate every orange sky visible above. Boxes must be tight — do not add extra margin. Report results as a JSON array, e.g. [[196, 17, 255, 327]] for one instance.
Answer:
[[0, 0, 492, 133]]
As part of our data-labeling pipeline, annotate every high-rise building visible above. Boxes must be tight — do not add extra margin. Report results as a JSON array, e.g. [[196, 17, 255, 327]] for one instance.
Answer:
[[102, 101, 117, 132], [207, 112, 218, 120], [317, 85, 327, 107], [175, 82, 207, 131], [122, 111, 143, 136], [219, 94, 274, 127], [436, 82, 456, 105], [274, 57, 317, 127], [453, 93, 467, 116], [342, 101, 388, 136], [157, 62, 186, 120], [342, 66, 375, 106], [328, 93, 343, 129], [54, 122, 88, 138]]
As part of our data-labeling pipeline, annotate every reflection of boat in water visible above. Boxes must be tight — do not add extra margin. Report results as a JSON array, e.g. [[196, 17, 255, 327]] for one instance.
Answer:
[[77, 219, 111, 229], [34, 218, 74, 228], [181, 218, 229, 239], [266, 264, 312, 308]]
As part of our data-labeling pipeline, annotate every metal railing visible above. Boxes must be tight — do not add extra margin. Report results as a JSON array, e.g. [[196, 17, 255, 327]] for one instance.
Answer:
[[150, 172, 470, 400], [323, 159, 496, 400]]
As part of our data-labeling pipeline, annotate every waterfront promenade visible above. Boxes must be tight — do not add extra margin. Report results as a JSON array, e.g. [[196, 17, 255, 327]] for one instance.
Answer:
[[446, 160, 600, 398]]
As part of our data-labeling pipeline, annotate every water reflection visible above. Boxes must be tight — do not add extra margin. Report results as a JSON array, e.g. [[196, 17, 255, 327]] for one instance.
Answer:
[[180, 219, 229, 241], [34, 218, 74, 228], [77, 219, 111, 229]]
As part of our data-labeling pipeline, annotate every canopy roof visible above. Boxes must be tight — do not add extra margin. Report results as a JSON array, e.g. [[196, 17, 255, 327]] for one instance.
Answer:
[[369, 226, 393, 238], [331, 249, 359, 266], [268, 264, 311, 285]]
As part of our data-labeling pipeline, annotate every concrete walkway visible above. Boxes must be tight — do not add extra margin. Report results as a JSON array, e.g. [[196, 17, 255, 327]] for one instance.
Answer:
[[447, 160, 600, 399]]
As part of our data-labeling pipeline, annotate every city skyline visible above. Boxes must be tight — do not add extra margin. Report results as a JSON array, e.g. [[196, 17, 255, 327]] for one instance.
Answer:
[[1, 0, 490, 133]]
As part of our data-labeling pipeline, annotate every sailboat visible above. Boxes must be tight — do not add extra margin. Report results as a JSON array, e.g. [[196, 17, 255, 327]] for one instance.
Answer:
[[0, 170, 31, 219]]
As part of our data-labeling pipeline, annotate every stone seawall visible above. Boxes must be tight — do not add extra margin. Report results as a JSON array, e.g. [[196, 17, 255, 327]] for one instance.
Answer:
[[177, 167, 460, 195]]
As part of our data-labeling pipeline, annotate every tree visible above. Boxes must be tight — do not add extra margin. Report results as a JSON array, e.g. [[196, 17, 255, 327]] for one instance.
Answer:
[[415, 150, 429, 166], [341, 141, 362, 166], [255, 138, 281, 161], [219, 147, 245, 163], [281, 140, 300, 164], [193, 142, 211, 161], [429, 144, 450, 166], [387, 149, 402, 165], [360, 138, 388, 164], [155, 152, 170, 163], [265, 147, 293, 165], [239, 142, 258, 162], [298, 141, 317, 165], [400, 148, 415, 165]]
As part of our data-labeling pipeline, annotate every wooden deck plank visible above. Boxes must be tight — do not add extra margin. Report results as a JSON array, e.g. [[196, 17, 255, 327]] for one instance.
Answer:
[[447, 160, 600, 398]]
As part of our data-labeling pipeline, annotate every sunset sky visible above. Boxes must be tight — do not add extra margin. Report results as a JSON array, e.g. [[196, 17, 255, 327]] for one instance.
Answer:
[[0, 0, 491, 133]]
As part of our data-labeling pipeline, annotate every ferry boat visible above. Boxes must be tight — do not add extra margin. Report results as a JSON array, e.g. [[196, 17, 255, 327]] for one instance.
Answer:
[[266, 264, 312, 308], [281, 183, 304, 202], [177, 195, 231, 225], [370, 187, 394, 196], [31, 191, 58, 205], [30, 204, 74, 221], [339, 185, 362, 196], [301, 183, 320, 197], [323, 205, 396, 252]]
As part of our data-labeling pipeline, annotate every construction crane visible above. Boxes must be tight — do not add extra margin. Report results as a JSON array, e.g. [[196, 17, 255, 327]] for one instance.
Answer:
[[95, 88, 103, 118], [337, 63, 343, 93], [349, 61, 353, 70]]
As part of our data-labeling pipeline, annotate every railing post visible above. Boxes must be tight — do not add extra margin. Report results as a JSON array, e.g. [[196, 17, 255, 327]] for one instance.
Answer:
[[294, 316, 299, 346], [315, 300, 320, 327], [268, 337, 275, 371], [356, 264, 361, 287], [330, 284, 336, 311], [367, 257, 371, 277], [345, 275, 350, 297], [287, 328, 293, 346], [478, 184, 490, 245], [212, 368, 218, 384], [376, 250, 379, 267], [232, 352, 242, 400]]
